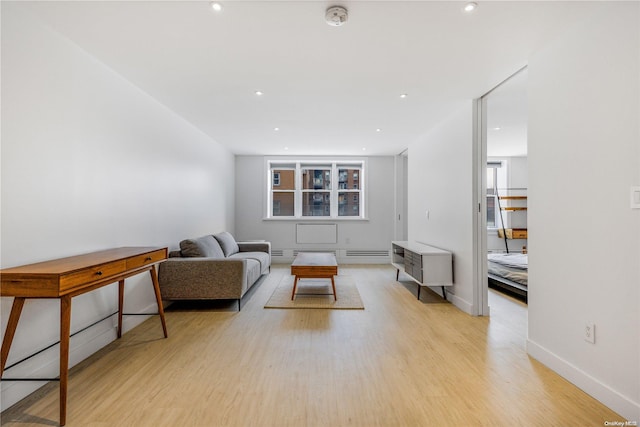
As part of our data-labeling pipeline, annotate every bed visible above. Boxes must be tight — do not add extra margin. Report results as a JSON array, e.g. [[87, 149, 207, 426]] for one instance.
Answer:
[[487, 252, 528, 300]]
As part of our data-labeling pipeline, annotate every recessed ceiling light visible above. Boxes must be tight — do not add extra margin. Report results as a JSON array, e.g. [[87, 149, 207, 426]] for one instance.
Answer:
[[210, 2, 223, 12], [274, 127, 280, 131], [376, 128, 382, 132], [464, 2, 477, 12], [284, 147, 289, 150], [362, 147, 367, 151], [493, 126, 502, 131], [400, 94, 408, 99], [255, 90, 263, 96]]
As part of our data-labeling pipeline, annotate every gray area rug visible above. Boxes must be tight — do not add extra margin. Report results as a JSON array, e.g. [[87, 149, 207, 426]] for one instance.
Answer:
[[264, 275, 364, 309]]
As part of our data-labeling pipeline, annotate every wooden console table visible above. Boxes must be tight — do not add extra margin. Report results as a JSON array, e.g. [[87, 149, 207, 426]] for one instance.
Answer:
[[0, 247, 168, 426]]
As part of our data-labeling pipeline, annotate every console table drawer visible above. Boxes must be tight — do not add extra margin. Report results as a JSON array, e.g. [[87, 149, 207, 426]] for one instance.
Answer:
[[60, 260, 127, 292], [126, 249, 167, 270]]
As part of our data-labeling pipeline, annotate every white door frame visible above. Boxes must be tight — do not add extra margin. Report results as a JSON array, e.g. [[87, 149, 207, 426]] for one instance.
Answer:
[[473, 98, 490, 316]]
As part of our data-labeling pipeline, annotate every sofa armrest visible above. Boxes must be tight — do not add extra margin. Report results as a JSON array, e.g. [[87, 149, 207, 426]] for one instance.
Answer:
[[238, 241, 271, 254], [158, 258, 248, 300]]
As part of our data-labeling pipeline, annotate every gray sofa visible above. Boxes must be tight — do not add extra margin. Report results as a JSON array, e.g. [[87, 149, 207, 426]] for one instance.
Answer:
[[158, 232, 271, 310]]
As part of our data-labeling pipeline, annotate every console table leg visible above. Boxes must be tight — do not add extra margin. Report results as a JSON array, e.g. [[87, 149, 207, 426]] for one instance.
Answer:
[[60, 295, 71, 426], [331, 276, 337, 301], [396, 268, 399, 281], [149, 265, 168, 338], [291, 276, 299, 300], [118, 280, 125, 339], [1, 297, 25, 374], [417, 284, 421, 300], [442, 286, 447, 301]]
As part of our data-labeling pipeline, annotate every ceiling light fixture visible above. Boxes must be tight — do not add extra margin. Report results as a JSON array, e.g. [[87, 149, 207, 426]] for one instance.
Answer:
[[376, 128, 382, 132], [274, 127, 280, 131], [325, 6, 348, 26], [255, 90, 263, 96], [210, 2, 223, 12], [400, 94, 408, 99], [464, 2, 477, 12]]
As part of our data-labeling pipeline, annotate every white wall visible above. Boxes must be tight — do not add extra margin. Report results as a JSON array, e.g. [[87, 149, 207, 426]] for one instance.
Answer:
[[407, 102, 476, 314], [1, 4, 235, 410], [234, 156, 395, 262], [527, 3, 639, 420]]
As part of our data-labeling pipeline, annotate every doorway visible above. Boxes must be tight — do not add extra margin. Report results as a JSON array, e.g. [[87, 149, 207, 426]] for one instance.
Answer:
[[476, 67, 529, 315]]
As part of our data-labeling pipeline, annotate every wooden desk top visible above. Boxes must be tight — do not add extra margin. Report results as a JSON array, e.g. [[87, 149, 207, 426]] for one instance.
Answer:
[[1, 247, 167, 298]]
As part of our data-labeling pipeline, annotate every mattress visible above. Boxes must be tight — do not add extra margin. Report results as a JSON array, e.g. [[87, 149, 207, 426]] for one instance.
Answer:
[[487, 253, 528, 286]]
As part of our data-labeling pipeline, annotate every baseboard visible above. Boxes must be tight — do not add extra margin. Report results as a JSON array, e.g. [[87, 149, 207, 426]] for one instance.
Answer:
[[0, 303, 157, 412], [444, 290, 474, 315], [527, 339, 640, 422]]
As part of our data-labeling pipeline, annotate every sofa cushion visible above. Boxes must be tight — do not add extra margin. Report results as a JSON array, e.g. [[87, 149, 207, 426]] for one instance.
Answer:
[[243, 258, 262, 295], [229, 251, 270, 274], [214, 232, 240, 257], [180, 235, 225, 258]]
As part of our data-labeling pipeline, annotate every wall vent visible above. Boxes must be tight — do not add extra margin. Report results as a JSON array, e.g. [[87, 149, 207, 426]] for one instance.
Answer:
[[346, 250, 390, 257], [293, 249, 338, 256], [271, 249, 284, 257]]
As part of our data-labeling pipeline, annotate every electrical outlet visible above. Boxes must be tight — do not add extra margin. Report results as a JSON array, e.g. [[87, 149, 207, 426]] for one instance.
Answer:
[[584, 322, 595, 344]]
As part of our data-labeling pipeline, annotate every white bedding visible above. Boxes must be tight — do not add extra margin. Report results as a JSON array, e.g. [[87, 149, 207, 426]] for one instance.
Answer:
[[488, 253, 528, 286]]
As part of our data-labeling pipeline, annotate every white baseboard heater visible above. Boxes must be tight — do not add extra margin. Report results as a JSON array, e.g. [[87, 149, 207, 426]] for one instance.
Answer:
[[271, 248, 390, 264]]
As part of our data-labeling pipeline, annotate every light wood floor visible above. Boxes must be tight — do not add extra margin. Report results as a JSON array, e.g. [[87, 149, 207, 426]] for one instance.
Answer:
[[1, 265, 620, 426]]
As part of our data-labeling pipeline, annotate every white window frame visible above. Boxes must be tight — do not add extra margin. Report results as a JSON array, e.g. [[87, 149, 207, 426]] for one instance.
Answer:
[[266, 159, 366, 220]]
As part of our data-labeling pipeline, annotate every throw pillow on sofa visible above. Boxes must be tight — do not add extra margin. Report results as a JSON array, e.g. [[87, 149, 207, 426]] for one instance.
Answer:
[[214, 232, 240, 257], [180, 235, 225, 258]]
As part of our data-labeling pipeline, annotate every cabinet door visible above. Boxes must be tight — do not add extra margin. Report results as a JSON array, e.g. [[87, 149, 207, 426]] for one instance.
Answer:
[[403, 250, 419, 282], [404, 251, 413, 273], [413, 254, 423, 282]]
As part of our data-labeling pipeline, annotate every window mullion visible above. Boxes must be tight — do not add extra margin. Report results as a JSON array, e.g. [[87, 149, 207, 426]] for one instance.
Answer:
[[330, 162, 338, 217], [295, 162, 302, 217], [267, 166, 272, 218]]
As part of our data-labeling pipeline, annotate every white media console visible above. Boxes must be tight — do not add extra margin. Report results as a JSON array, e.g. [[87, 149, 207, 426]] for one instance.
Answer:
[[391, 241, 453, 300]]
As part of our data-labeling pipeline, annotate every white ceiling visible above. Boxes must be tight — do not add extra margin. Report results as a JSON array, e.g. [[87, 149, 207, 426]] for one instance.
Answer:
[[16, 1, 603, 156]]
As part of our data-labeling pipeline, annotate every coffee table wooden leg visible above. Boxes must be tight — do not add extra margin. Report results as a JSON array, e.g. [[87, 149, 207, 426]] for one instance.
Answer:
[[1, 297, 25, 374], [60, 295, 71, 426], [150, 265, 168, 338], [331, 276, 337, 301], [291, 276, 299, 300]]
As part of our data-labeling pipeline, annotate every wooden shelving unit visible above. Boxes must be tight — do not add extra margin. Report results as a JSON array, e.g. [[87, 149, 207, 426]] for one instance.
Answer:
[[496, 190, 527, 251]]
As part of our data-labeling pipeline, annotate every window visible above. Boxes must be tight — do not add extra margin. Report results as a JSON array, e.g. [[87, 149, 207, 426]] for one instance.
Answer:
[[270, 167, 295, 217], [302, 166, 331, 216], [487, 165, 497, 227], [337, 167, 361, 217], [487, 161, 504, 228], [267, 160, 365, 219]]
